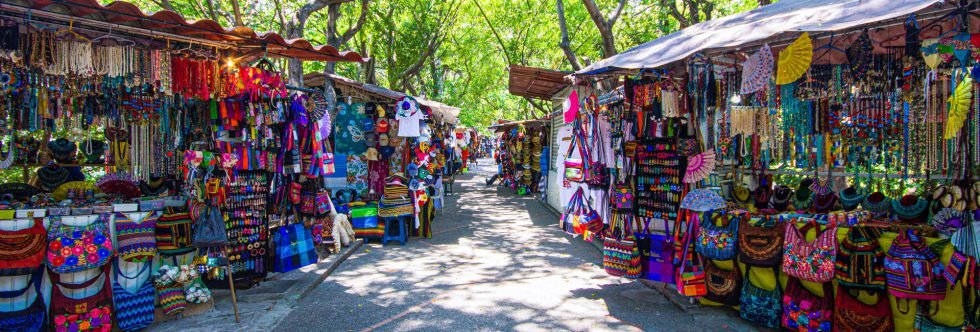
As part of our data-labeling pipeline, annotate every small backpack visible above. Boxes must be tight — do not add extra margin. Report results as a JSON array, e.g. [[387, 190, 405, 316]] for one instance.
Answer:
[[835, 226, 885, 288], [885, 229, 946, 301]]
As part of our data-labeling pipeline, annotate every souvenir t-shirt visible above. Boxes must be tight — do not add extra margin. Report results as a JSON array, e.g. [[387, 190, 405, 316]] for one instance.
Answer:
[[333, 103, 369, 155], [396, 107, 425, 138]]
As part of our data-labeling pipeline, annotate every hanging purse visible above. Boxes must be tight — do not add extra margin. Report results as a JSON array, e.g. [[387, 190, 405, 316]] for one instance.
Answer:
[[834, 285, 893, 332], [782, 220, 837, 282], [46, 215, 113, 273], [674, 212, 706, 297], [586, 112, 609, 188], [782, 277, 834, 332], [740, 266, 782, 329], [613, 183, 634, 210], [563, 121, 588, 183], [0, 268, 45, 332], [738, 215, 785, 267], [192, 204, 229, 247], [702, 258, 741, 306], [695, 211, 738, 261], [603, 214, 640, 278], [289, 181, 302, 205]]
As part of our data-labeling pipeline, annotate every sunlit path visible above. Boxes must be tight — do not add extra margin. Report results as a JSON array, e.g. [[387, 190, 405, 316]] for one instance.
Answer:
[[273, 159, 753, 331]]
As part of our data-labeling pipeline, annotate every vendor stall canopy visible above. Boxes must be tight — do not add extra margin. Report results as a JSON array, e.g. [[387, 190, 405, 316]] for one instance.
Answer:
[[508, 64, 572, 100], [304, 72, 461, 124], [574, 0, 955, 77], [1, 0, 366, 62]]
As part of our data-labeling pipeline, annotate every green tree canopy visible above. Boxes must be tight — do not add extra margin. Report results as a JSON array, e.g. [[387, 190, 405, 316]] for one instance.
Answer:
[[123, 0, 768, 129]]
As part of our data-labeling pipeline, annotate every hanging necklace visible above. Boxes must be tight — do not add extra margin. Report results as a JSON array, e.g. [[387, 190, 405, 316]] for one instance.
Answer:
[[36, 164, 69, 191]]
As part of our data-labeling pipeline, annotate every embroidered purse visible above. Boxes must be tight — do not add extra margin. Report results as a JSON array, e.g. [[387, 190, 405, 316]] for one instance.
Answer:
[[289, 182, 302, 204], [0, 268, 45, 332], [0, 218, 46, 276], [563, 120, 588, 183], [782, 277, 834, 332], [674, 212, 706, 297], [738, 215, 785, 267], [740, 266, 782, 329], [695, 211, 738, 261], [46, 215, 113, 273], [156, 212, 195, 256], [603, 216, 640, 278], [835, 226, 885, 288], [156, 281, 187, 316], [49, 265, 113, 332], [112, 260, 155, 332], [613, 184, 634, 210], [885, 229, 946, 300], [833, 285, 893, 332], [782, 220, 837, 282], [585, 113, 609, 188], [702, 259, 741, 306]]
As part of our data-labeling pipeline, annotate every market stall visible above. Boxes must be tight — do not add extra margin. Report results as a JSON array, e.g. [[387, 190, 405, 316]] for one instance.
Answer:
[[0, 0, 368, 330], [507, 65, 574, 211], [558, 0, 980, 330], [304, 72, 460, 240], [488, 119, 550, 196]]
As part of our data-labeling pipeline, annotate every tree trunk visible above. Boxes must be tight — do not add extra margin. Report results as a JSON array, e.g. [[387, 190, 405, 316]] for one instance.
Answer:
[[581, 0, 627, 58], [230, 0, 244, 26], [556, 0, 582, 71]]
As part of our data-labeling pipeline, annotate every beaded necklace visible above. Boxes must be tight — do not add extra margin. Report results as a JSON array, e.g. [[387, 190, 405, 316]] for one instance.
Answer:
[[36, 164, 69, 191]]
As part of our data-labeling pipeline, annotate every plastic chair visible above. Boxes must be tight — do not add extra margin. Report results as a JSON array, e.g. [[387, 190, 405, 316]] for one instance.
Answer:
[[381, 216, 407, 245]]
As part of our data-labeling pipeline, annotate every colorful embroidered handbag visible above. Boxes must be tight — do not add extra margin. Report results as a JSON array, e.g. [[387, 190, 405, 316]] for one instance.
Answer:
[[274, 223, 319, 273], [46, 215, 113, 273], [702, 258, 741, 306], [782, 220, 837, 282], [563, 120, 588, 183], [740, 266, 782, 329], [112, 259, 155, 332], [674, 213, 706, 297], [315, 190, 331, 216], [289, 182, 302, 204], [300, 192, 316, 215], [49, 265, 113, 332], [560, 188, 603, 236], [155, 281, 187, 316], [782, 277, 834, 332], [115, 211, 159, 262], [695, 211, 738, 261], [613, 184, 634, 210], [585, 112, 609, 188], [738, 215, 785, 267], [833, 285, 893, 332], [835, 226, 885, 288], [603, 216, 640, 278], [156, 212, 195, 256], [0, 268, 45, 332], [0, 218, 46, 276], [885, 229, 946, 300]]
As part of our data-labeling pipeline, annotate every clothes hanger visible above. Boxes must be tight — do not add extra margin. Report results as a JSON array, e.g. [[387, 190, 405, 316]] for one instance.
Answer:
[[90, 25, 136, 47], [54, 19, 90, 43]]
